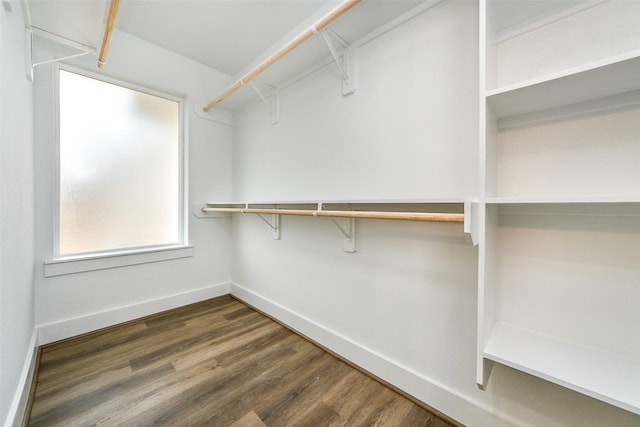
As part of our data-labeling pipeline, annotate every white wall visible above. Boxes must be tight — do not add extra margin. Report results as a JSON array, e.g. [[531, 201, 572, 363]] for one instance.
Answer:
[[232, 2, 477, 201], [0, 2, 35, 425], [6, 0, 637, 425], [230, 1, 640, 426], [32, 29, 234, 342]]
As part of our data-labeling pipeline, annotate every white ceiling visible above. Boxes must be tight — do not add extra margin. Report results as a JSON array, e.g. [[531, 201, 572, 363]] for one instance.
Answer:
[[26, 0, 425, 77], [25, 0, 593, 109], [25, 0, 600, 109], [27, 0, 108, 48], [25, 0, 426, 109], [116, 0, 333, 77]]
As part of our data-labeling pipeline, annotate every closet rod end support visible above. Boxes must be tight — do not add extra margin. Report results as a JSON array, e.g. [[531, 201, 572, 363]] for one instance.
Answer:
[[203, 101, 218, 112]]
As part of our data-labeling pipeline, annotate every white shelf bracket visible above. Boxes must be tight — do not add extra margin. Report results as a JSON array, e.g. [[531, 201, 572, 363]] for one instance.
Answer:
[[25, 26, 96, 81], [319, 28, 357, 96], [255, 213, 281, 240], [248, 80, 280, 125], [329, 217, 356, 253]]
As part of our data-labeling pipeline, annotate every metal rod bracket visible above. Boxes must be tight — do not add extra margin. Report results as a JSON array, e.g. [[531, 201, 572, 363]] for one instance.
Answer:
[[255, 213, 281, 240], [320, 29, 348, 80], [319, 28, 357, 96], [328, 216, 356, 253], [248, 81, 280, 125], [25, 27, 96, 81]]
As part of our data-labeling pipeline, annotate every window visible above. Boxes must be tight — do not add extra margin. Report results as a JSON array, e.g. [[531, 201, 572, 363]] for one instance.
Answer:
[[57, 69, 185, 258]]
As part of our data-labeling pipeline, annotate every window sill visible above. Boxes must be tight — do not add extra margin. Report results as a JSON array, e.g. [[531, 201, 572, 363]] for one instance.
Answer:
[[43, 246, 194, 277]]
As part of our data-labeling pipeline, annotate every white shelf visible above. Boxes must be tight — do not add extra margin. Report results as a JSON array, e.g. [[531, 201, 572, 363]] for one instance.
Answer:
[[485, 322, 640, 415], [486, 50, 640, 118], [485, 200, 640, 220], [207, 198, 470, 206], [205, 199, 471, 215], [204, 199, 469, 219], [485, 196, 640, 205]]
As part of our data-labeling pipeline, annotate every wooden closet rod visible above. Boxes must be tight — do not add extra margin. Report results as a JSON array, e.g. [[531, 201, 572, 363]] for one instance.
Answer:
[[202, 207, 465, 223], [98, 0, 121, 68], [203, 0, 362, 111]]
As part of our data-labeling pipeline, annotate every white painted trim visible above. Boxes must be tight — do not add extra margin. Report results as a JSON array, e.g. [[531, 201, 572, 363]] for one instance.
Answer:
[[37, 282, 230, 345], [229, 282, 518, 427], [43, 246, 194, 277], [53, 63, 190, 261], [3, 329, 38, 427]]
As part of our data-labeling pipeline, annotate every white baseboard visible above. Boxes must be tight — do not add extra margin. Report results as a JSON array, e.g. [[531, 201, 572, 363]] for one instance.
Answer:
[[37, 282, 231, 345], [230, 282, 513, 427], [4, 329, 38, 427]]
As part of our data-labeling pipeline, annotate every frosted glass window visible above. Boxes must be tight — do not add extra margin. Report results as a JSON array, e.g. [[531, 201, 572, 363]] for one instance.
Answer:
[[58, 70, 183, 256]]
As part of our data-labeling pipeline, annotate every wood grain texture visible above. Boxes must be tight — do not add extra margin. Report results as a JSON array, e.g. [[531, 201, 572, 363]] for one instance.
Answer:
[[29, 296, 459, 426], [97, 0, 121, 68]]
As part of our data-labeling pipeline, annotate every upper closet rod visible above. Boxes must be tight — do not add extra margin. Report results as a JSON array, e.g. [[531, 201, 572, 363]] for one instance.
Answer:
[[98, 0, 121, 68], [203, 0, 362, 112], [202, 207, 465, 223]]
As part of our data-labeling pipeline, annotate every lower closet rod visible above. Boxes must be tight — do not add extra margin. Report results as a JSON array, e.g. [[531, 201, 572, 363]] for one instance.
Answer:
[[201, 207, 464, 223]]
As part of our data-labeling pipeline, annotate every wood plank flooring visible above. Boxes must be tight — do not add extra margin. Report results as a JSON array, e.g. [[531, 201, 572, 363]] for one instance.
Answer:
[[28, 296, 458, 426]]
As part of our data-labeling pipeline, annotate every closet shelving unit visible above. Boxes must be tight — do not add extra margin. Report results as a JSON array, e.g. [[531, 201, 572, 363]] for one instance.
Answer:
[[203, 201, 467, 222], [203, 200, 474, 251], [478, 0, 640, 415], [202, 0, 362, 112], [199, 0, 440, 112], [200, 0, 475, 247]]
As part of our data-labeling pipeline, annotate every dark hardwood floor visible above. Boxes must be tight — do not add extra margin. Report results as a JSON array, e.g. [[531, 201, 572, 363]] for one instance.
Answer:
[[28, 296, 458, 426]]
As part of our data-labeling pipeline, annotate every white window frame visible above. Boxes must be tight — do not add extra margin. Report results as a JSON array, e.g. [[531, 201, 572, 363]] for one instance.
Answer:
[[46, 64, 191, 276]]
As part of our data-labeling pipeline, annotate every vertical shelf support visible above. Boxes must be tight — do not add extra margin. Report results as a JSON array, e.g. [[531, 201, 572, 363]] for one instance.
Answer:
[[464, 201, 480, 246], [477, 359, 494, 391], [25, 28, 33, 81]]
